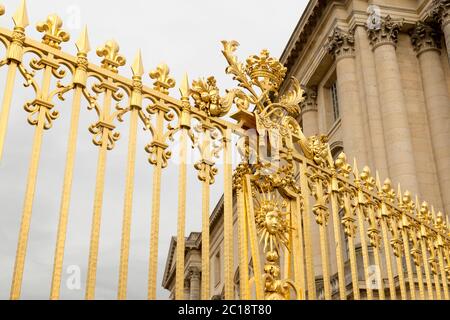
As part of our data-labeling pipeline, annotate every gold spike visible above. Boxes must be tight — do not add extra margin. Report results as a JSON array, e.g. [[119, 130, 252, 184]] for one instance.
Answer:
[[12, 0, 29, 29], [179, 73, 190, 99], [431, 206, 437, 223], [397, 184, 402, 204], [375, 170, 382, 190], [353, 158, 359, 178], [131, 49, 144, 77], [76, 25, 91, 55]]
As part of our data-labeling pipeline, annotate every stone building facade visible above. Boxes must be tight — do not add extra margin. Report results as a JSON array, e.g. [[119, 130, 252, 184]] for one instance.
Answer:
[[163, 0, 450, 299]]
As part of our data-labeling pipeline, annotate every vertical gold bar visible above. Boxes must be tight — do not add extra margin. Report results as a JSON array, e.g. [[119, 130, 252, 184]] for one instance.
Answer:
[[291, 197, 305, 300], [237, 187, 249, 300], [147, 109, 165, 300], [390, 218, 407, 300], [50, 86, 82, 300], [0, 62, 18, 161], [428, 238, 442, 300], [175, 127, 188, 300], [201, 164, 211, 300], [223, 129, 233, 300], [380, 215, 397, 300], [444, 247, 450, 299], [314, 179, 331, 300], [330, 190, 347, 300], [400, 227, 416, 299], [85, 89, 112, 300], [117, 107, 139, 300], [244, 175, 264, 299], [437, 247, 449, 300], [356, 205, 373, 300], [367, 205, 385, 300], [410, 226, 425, 300], [10, 58, 54, 300], [299, 162, 316, 299], [343, 193, 360, 300], [420, 236, 434, 299]]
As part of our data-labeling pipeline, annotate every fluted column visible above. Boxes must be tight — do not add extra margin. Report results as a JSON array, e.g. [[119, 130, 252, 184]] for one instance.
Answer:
[[354, 25, 389, 179], [326, 27, 368, 167], [184, 279, 190, 300], [300, 86, 319, 136], [189, 267, 201, 300], [411, 22, 450, 214], [367, 16, 419, 194], [430, 0, 450, 63]]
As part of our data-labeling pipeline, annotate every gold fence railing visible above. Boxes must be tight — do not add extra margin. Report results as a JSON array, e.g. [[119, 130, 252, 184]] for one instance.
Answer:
[[0, 1, 448, 300]]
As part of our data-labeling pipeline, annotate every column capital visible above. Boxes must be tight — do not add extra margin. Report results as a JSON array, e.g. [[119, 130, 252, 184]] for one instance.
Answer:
[[429, 0, 450, 27], [188, 266, 201, 280], [326, 27, 355, 61], [367, 15, 404, 50], [410, 21, 442, 55], [300, 86, 318, 115]]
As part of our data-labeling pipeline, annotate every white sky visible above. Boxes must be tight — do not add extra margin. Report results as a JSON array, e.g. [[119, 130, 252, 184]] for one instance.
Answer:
[[0, 0, 308, 299]]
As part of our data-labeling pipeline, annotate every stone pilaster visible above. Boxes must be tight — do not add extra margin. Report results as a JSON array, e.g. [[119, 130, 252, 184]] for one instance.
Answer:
[[300, 86, 319, 136], [188, 267, 201, 300], [429, 0, 450, 63], [326, 27, 368, 167], [367, 16, 419, 195], [410, 21, 450, 214]]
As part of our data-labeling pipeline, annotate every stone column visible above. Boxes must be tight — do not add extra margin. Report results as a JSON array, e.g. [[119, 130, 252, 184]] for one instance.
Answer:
[[189, 267, 201, 300], [300, 86, 319, 136], [184, 279, 190, 300], [354, 25, 389, 179], [367, 16, 419, 194], [430, 0, 450, 63], [326, 27, 369, 167], [411, 22, 450, 214]]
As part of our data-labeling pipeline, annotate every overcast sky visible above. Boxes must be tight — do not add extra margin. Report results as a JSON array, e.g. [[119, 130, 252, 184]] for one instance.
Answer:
[[0, 0, 308, 299]]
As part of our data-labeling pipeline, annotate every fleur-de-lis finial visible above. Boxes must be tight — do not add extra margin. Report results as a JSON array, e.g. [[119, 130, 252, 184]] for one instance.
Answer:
[[12, 0, 29, 30], [96, 40, 126, 73], [76, 25, 91, 55], [149, 63, 176, 94], [36, 14, 70, 49]]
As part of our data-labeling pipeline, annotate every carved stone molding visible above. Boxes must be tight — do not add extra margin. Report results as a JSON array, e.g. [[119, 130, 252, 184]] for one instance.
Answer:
[[367, 15, 404, 50], [326, 27, 355, 61], [429, 0, 450, 27], [410, 21, 442, 55], [300, 86, 318, 115]]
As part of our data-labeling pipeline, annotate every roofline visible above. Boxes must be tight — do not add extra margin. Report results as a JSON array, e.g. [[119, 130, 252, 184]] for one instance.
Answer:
[[279, 0, 317, 63]]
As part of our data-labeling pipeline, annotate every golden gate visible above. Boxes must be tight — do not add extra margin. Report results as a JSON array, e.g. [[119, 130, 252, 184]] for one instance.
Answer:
[[0, 1, 449, 300]]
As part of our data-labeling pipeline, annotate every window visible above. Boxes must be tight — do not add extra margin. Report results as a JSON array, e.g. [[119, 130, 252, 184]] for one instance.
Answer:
[[330, 82, 340, 122], [214, 251, 221, 286]]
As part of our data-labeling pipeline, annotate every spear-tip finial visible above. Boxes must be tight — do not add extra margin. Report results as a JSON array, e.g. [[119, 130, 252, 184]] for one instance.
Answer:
[[76, 25, 91, 55], [397, 184, 402, 203], [180, 73, 190, 99], [12, 0, 29, 29], [131, 49, 144, 77], [375, 170, 382, 190], [352, 158, 359, 178]]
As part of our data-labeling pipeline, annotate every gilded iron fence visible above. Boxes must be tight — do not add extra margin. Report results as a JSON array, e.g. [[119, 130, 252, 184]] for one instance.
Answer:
[[0, 1, 448, 300]]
